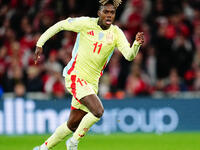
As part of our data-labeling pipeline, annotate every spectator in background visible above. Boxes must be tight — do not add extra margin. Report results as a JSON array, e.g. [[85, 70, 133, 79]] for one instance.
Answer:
[[154, 79, 165, 92], [126, 63, 150, 97], [165, 10, 190, 40], [120, 0, 146, 42], [141, 23, 151, 47], [57, 48, 71, 68], [146, 0, 167, 37], [99, 50, 126, 99], [14, 82, 26, 98], [44, 50, 62, 75], [43, 49, 65, 99], [107, 50, 121, 93], [192, 8, 200, 34], [0, 18, 10, 40], [192, 46, 200, 69], [171, 34, 194, 77], [2, 58, 24, 92], [44, 71, 66, 99], [26, 65, 43, 92], [164, 68, 187, 94], [145, 46, 157, 85], [19, 16, 35, 67], [51, 74, 66, 99], [152, 16, 172, 79], [10, 41, 21, 63], [99, 73, 111, 99], [184, 68, 195, 91], [61, 31, 75, 52], [62, 0, 83, 17], [0, 46, 8, 83], [40, 10, 55, 32], [59, 31, 75, 67], [193, 22, 200, 53], [4, 28, 16, 53], [193, 68, 200, 91], [182, 0, 195, 22], [150, 0, 167, 18], [132, 52, 144, 68]]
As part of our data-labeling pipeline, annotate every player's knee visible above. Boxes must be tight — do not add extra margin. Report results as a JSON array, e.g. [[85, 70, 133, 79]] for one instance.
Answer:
[[67, 122, 77, 132], [93, 107, 104, 118]]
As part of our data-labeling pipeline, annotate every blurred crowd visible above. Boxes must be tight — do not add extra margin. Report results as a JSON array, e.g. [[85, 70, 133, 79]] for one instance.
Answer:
[[0, 0, 200, 99]]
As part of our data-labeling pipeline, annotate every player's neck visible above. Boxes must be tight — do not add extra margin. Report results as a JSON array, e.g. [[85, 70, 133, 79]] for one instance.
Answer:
[[97, 20, 110, 30]]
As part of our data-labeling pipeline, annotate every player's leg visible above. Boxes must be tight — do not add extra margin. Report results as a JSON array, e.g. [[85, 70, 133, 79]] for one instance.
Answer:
[[33, 109, 87, 150], [45, 109, 87, 149], [67, 108, 88, 132], [80, 94, 104, 117], [66, 94, 103, 149], [33, 121, 72, 150], [73, 94, 104, 139]]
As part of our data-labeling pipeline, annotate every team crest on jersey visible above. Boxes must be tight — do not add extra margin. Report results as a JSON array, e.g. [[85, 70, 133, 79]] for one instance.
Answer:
[[106, 32, 114, 44], [98, 32, 104, 40]]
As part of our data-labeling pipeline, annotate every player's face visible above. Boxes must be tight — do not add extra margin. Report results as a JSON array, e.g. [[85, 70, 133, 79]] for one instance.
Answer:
[[98, 4, 116, 29]]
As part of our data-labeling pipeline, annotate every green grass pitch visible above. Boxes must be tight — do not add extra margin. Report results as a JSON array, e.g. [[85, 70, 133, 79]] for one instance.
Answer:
[[0, 132, 199, 150]]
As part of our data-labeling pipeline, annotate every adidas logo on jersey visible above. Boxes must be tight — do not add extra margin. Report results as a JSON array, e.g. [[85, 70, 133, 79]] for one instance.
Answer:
[[87, 30, 94, 36]]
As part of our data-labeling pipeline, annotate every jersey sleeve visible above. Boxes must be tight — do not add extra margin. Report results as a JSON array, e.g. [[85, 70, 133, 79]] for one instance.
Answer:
[[36, 17, 89, 47], [115, 27, 141, 61]]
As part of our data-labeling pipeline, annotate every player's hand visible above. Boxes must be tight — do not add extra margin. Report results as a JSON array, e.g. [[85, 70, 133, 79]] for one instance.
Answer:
[[136, 32, 144, 45], [34, 46, 43, 64]]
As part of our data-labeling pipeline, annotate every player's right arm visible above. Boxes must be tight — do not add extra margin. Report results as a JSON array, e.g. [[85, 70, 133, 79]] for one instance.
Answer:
[[34, 17, 89, 64]]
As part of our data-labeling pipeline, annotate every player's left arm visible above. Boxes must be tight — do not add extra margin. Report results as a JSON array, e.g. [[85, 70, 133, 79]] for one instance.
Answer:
[[116, 27, 144, 61]]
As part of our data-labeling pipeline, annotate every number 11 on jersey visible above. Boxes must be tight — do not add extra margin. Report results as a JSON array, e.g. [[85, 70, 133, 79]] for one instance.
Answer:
[[93, 42, 102, 54]]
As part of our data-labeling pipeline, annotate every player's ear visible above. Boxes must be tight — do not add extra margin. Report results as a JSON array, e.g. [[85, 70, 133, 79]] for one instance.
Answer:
[[97, 10, 101, 17]]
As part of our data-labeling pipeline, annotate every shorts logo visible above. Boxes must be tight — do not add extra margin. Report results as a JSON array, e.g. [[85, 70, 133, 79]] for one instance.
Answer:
[[77, 78, 87, 86]]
